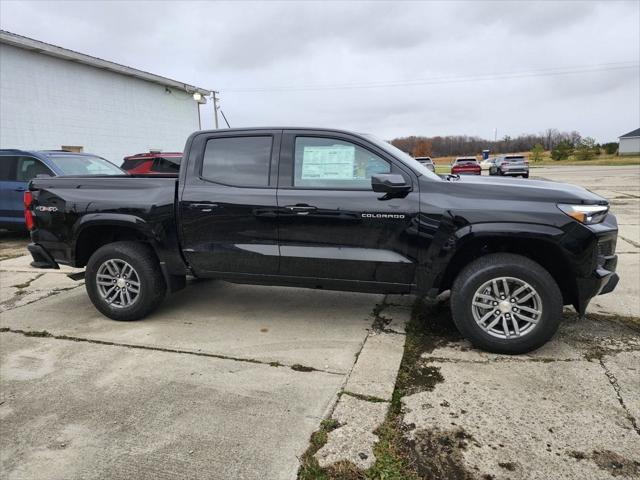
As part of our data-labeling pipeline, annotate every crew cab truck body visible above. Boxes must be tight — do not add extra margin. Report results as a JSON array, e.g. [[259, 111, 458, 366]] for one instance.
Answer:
[[26, 128, 619, 354]]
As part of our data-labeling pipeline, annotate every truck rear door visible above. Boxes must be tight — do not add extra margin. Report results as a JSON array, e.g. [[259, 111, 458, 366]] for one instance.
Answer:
[[178, 130, 281, 276]]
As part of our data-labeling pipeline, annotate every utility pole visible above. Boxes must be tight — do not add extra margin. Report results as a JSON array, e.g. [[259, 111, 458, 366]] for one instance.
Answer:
[[212, 91, 219, 129]]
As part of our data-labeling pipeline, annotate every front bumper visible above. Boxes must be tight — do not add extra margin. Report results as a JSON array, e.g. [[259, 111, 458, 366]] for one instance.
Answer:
[[573, 224, 619, 314], [27, 243, 59, 269]]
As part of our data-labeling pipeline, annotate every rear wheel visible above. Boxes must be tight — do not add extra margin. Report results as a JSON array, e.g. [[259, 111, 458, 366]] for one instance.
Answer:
[[450, 253, 562, 354], [86, 241, 166, 321]]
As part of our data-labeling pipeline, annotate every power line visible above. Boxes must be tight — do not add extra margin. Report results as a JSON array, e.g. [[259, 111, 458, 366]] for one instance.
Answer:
[[222, 61, 639, 93]]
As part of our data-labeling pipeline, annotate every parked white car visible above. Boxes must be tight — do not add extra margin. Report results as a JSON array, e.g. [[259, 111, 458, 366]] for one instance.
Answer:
[[480, 158, 496, 171]]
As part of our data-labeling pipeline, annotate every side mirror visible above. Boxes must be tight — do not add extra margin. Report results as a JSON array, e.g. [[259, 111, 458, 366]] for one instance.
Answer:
[[371, 174, 411, 194]]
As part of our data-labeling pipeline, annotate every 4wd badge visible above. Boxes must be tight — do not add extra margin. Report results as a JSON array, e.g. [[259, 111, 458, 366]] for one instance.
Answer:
[[36, 206, 58, 212]]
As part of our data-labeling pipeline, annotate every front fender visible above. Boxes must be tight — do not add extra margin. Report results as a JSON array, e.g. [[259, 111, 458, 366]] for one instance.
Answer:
[[454, 222, 565, 242], [416, 222, 568, 296]]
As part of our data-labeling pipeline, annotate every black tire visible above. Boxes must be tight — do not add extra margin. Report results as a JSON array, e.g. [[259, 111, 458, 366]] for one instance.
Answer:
[[523, 174, 529, 178], [85, 241, 166, 321], [450, 253, 562, 354]]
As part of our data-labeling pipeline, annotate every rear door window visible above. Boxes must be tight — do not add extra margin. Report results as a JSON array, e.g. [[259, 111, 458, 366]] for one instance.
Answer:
[[201, 136, 273, 187], [0, 156, 18, 181], [15, 157, 53, 181]]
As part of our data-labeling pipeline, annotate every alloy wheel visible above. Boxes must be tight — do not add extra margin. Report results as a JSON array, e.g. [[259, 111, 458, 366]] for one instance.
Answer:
[[471, 276, 542, 339], [96, 259, 141, 308]]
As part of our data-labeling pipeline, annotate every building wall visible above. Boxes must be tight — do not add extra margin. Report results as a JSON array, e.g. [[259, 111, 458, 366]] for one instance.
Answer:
[[619, 137, 640, 155], [0, 43, 200, 164]]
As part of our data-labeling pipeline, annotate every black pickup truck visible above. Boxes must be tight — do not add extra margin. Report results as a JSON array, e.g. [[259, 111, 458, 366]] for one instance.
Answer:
[[26, 128, 619, 354]]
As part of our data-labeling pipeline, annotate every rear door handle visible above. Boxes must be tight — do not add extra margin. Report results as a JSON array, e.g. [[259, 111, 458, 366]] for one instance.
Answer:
[[284, 205, 317, 215], [14, 187, 26, 192], [188, 203, 218, 212]]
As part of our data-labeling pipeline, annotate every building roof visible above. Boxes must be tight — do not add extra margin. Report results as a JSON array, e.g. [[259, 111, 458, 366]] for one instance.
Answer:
[[619, 128, 640, 139], [0, 30, 211, 97]]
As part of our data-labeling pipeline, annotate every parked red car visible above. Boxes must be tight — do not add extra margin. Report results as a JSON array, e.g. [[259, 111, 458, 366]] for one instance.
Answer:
[[451, 157, 481, 175], [121, 151, 182, 174]]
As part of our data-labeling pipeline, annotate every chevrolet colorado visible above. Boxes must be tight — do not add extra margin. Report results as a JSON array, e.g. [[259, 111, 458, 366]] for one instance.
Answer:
[[26, 128, 619, 354]]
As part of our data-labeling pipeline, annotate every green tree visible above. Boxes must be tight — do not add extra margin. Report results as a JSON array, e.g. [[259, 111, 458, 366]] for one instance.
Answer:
[[530, 143, 544, 162], [602, 142, 619, 155], [551, 140, 573, 161], [574, 137, 597, 161]]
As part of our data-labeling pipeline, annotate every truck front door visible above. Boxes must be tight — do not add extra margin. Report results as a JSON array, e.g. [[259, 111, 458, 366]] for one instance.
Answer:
[[178, 131, 281, 276], [276, 131, 420, 289]]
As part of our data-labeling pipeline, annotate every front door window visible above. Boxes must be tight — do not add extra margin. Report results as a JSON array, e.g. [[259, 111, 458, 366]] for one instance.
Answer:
[[293, 136, 390, 189]]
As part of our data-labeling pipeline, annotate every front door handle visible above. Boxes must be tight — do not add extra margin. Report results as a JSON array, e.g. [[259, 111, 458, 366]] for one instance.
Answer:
[[284, 205, 317, 215]]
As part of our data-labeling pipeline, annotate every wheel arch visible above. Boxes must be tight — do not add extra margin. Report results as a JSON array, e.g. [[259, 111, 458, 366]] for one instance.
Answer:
[[439, 224, 578, 307], [73, 215, 157, 268]]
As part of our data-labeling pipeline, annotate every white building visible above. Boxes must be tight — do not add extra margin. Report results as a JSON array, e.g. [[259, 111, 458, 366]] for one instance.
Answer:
[[618, 128, 640, 156], [0, 30, 211, 163]]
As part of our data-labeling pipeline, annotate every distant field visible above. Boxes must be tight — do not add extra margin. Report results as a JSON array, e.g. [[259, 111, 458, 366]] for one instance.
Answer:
[[530, 153, 640, 167]]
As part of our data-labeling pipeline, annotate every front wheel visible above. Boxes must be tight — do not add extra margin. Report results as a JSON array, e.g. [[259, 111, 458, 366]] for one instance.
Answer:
[[85, 241, 166, 321], [450, 253, 562, 354]]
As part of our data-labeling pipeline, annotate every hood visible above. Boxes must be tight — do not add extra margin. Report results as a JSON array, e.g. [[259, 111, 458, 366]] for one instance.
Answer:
[[433, 174, 607, 205]]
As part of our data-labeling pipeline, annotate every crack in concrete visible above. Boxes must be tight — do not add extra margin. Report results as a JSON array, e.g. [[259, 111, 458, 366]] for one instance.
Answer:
[[0, 327, 341, 375], [422, 355, 584, 364], [11, 273, 44, 291], [341, 390, 389, 404], [375, 324, 406, 335], [0, 284, 81, 313], [619, 235, 640, 249], [598, 357, 640, 437]]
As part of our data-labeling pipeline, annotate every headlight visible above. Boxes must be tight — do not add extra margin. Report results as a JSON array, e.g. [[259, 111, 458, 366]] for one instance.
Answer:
[[557, 203, 609, 224]]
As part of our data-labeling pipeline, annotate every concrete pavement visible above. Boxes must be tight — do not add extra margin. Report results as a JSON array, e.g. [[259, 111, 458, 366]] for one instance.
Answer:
[[1, 333, 343, 480], [0, 277, 387, 479], [402, 313, 640, 480]]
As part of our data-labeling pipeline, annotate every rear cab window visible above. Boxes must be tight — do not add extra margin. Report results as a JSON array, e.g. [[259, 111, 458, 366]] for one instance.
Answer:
[[201, 136, 273, 187]]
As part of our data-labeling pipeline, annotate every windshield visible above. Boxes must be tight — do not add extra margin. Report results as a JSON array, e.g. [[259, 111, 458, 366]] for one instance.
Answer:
[[504, 156, 525, 162], [47, 155, 124, 176], [362, 134, 441, 180]]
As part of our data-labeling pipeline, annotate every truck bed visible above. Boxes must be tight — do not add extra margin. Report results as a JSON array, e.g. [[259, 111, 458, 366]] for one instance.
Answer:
[[29, 175, 180, 269]]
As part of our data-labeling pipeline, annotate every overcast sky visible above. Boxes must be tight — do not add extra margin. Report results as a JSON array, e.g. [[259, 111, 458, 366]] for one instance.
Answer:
[[1, 0, 638, 142]]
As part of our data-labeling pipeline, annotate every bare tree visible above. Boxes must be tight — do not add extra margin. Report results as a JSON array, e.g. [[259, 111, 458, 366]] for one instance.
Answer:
[[390, 129, 585, 157]]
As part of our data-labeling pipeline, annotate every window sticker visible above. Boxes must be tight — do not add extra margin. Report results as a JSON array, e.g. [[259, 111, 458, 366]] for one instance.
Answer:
[[301, 145, 355, 180]]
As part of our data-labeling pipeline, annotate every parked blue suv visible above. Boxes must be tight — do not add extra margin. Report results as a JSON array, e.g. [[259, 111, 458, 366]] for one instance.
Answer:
[[0, 149, 124, 231]]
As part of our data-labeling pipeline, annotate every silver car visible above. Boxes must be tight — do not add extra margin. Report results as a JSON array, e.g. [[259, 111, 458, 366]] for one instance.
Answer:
[[415, 156, 435, 172], [489, 155, 529, 178]]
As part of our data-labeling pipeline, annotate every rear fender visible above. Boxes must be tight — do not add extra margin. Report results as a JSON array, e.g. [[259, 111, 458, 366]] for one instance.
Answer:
[[72, 214, 185, 277]]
